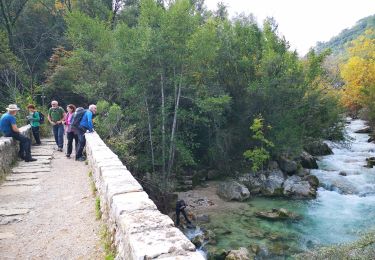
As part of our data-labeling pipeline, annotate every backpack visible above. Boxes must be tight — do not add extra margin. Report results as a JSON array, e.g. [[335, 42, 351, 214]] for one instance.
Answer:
[[33, 111, 45, 124], [38, 112, 45, 124], [71, 107, 86, 130]]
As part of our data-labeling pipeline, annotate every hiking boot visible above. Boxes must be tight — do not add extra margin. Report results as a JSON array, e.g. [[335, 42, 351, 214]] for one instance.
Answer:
[[66, 154, 71, 158], [25, 158, 37, 162], [76, 157, 85, 162], [32, 143, 41, 146], [57, 147, 63, 152]]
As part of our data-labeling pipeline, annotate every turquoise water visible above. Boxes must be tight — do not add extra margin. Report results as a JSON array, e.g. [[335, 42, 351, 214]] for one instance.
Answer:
[[197, 119, 375, 258]]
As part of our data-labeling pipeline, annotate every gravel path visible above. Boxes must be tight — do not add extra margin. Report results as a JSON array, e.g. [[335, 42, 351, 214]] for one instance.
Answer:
[[0, 138, 104, 259]]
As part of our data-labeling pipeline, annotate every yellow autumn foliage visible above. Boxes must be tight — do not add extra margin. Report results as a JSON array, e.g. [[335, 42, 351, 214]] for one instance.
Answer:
[[340, 29, 375, 114]]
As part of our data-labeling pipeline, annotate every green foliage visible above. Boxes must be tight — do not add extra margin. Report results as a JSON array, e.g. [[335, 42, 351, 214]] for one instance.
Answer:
[[315, 14, 375, 55], [100, 225, 116, 260], [0, 30, 22, 108], [243, 115, 274, 172], [0, 0, 345, 191], [95, 197, 101, 220]]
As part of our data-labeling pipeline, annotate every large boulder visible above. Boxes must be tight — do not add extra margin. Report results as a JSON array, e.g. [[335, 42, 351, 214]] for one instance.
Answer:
[[239, 173, 266, 194], [283, 175, 317, 199], [262, 170, 285, 196], [304, 141, 333, 156], [277, 156, 298, 174], [225, 247, 251, 260], [299, 151, 318, 169], [217, 181, 250, 201]]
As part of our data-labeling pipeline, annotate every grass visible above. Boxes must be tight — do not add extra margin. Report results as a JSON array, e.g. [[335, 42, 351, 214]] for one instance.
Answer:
[[95, 197, 102, 220], [100, 225, 116, 260]]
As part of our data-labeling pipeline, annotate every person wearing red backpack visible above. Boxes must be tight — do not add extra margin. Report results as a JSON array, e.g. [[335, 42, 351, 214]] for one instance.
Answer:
[[27, 104, 41, 146]]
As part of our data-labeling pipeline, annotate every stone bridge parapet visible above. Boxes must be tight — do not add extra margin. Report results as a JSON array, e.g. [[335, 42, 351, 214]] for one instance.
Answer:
[[0, 125, 31, 181], [85, 132, 204, 259]]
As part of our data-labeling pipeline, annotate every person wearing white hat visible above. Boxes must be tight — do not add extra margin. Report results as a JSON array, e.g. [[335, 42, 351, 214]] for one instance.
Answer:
[[0, 104, 37, 162]]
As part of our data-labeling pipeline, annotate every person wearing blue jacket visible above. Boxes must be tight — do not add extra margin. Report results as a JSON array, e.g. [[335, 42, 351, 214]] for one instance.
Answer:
[[76, 104, 97, 161], [0, 104, 36, 162]]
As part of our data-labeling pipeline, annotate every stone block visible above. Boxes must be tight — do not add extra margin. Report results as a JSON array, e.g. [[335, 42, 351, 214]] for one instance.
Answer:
[[102, 172, 143, 204], [117, 209, 174, 234], [120, 226, 197, 259], [111, 192, 157, 220]]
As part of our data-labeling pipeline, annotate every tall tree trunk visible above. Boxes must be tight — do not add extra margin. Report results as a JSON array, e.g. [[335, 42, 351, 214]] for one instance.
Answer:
[[145, 96, 155, 173], [160, 71, 166, 179], [166, 73, 182, 180]]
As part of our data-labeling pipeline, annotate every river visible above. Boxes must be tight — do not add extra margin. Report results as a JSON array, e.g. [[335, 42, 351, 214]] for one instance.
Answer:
[[187, 119, 375, 258]]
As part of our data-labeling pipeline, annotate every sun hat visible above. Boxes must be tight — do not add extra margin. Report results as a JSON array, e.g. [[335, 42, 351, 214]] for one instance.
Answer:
[[6, 104, 20, 111]]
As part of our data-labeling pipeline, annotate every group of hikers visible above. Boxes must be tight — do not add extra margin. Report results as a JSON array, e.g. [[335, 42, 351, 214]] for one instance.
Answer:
[[0, 100, 194, 227], [0, 101, 97, 163]]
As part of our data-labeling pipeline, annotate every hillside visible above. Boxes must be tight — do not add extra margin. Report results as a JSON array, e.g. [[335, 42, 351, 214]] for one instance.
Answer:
[[315, 14, 375, 54]]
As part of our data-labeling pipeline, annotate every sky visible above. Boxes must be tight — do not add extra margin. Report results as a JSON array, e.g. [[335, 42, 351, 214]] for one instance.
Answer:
[[204, 0, 375, 55]]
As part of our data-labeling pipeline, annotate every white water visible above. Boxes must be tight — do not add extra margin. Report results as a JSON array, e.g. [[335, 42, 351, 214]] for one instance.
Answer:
[[305, 119, 375, 247], [186, 119, 375, 256]]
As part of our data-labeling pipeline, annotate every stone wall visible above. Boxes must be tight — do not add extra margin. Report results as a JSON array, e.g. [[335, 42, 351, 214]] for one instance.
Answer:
[[85, 132, 204, 260], [0, 125, 32, 181]]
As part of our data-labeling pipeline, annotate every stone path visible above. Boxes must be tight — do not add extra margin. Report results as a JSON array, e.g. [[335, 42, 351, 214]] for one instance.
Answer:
[[0, 138, 103, 259]]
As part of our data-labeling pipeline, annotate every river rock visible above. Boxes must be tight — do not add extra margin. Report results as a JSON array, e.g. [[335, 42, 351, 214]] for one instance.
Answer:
[[207, 248, 228, 259], [300, 151, 318, 169], [368, 136, 375, 143], [217, 181, 250, 201], [354, 126, 371, 134], [191, 233, 205, 248], [339, 171, 347, 176], [196, 214, 210, 223], [225, 247, 251, 260], [255, 208, 300, 221], [262, 170, 285, 196], [203, 229, 216, 245], [304, 141, 333, 156], [277, 156, 298, 174], [303, 175, 320, 189], [239, 173, 266, 194], [366, 157, 375, 168], [283, 175, 317, 199], [328, 179, 358, 194]]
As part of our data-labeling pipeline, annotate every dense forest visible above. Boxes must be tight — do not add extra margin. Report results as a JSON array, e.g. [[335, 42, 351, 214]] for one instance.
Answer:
[[0, 0, 373, 192]]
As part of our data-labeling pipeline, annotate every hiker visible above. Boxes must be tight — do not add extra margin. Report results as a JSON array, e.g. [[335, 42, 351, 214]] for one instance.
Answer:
[[27, 104, 41, 146], [175, 199, 192, 227], [75, 104, 97, 161], [47, 100, 66, 152], [0, 104, 37, 162], [65, 104, 78, 158]]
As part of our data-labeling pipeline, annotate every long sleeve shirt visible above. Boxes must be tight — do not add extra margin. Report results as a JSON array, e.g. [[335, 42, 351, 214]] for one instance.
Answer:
[[79, 110, 94, 132]]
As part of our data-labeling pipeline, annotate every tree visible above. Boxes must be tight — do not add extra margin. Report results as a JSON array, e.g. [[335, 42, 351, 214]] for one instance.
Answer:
[[340, 29, 375, 118], [243, 115, 274, 172], [0, 0, 29, 49]]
